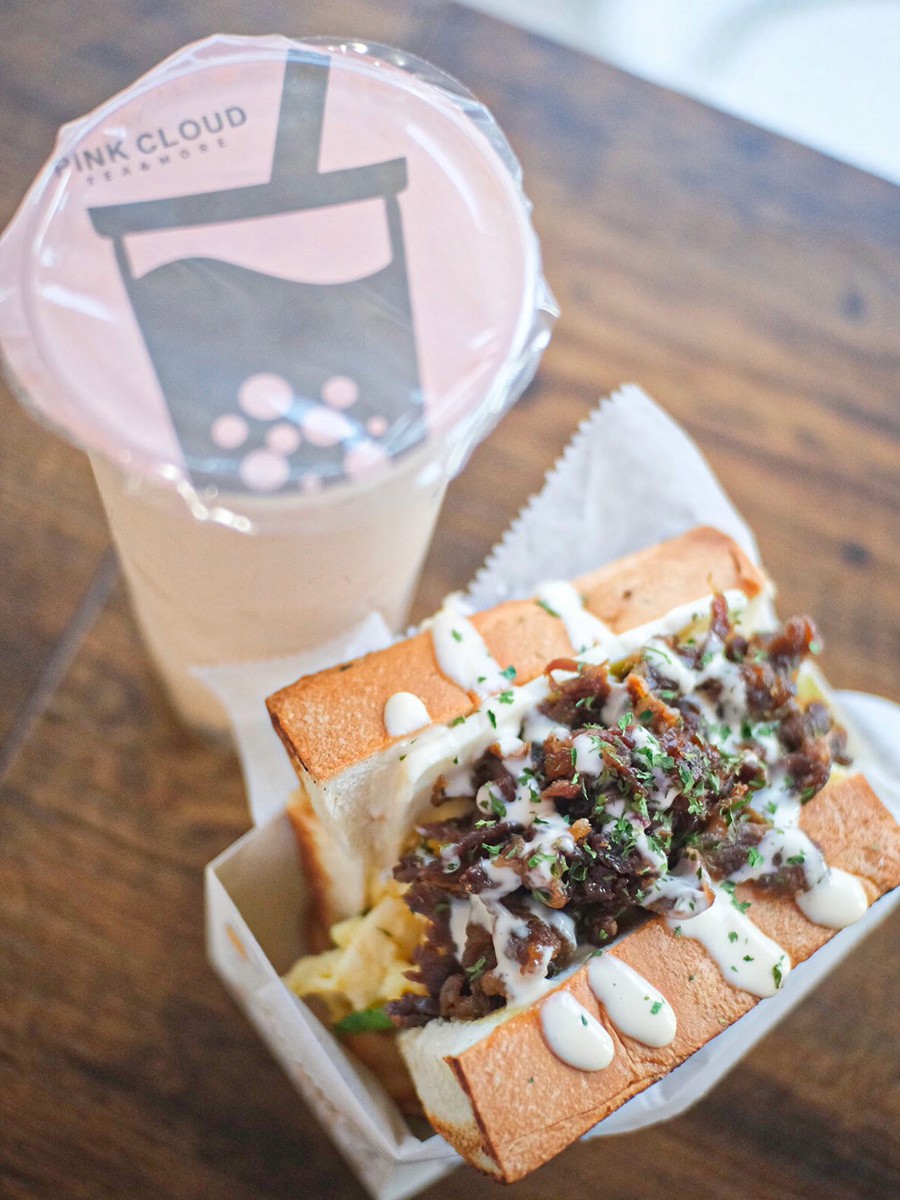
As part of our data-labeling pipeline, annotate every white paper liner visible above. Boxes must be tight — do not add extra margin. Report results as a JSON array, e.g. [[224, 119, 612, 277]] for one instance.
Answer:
[[467, 382, 759, 607], [204, 386, 899, 1198]]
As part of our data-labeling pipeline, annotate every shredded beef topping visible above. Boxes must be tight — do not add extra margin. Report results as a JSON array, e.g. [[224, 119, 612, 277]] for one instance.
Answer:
[[386, 598, 849, 1028]]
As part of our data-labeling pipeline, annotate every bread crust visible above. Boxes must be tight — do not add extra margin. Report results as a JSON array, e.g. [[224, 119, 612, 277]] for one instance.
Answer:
[[267, 526, 766, 786], [286, 795, 364, 946], [438, 774, 900, 1182]]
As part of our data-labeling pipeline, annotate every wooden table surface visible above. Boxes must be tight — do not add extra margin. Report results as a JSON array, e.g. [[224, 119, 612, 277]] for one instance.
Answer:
[[1, 2, 897, 1198]]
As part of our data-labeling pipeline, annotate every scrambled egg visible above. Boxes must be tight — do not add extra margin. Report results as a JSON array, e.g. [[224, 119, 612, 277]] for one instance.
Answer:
[[284, 879, 426, 1021]]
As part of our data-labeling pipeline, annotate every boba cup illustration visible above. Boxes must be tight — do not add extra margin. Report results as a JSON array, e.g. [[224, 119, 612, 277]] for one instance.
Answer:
[[1, 34, 555, 729], [88, 50, 424, 494]]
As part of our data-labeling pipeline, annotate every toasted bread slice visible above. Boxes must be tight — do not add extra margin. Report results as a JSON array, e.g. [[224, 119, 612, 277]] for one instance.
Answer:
[[400, 774, 900, 1182]]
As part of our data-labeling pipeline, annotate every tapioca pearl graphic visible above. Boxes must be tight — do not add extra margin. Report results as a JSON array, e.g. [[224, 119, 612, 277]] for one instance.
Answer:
[[366, 415, 388, 437], [344, 439, 389, 480], [239, 448, 290, 493], [211, 413, 249, 450], [266, 422, 302, 456], [238, 373, 294, 421], [321, 375, 359, 410], [301, 405, 355, 447]]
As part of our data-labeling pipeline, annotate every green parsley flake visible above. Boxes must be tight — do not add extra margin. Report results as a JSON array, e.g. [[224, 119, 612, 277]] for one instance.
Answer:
[[334, 1007, 394, 1035], [721, 880, 752, 914], [644, 645, 672, 663], [451, 628, 463, 643], [465, 956, 487, 980], [537, 598, 561, 618]]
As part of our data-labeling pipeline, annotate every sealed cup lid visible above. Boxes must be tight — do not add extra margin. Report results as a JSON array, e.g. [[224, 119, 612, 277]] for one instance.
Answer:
[[0, 35, 555, 498]]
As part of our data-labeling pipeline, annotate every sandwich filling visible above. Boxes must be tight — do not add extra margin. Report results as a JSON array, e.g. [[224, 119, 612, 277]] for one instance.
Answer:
[[387, 594, 852, 1027], [285, 591, 867, 1038]]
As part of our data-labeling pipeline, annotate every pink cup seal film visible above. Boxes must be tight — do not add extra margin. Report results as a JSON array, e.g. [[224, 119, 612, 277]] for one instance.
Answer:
[[0, 35, 556, 498]]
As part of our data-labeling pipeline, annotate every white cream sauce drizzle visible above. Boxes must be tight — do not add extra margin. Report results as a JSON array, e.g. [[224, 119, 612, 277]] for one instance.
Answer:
[[730, 823, 826, 890], [383, 692, 431, 737], [442, 762, 475, 796], [731, 769, 865, 931], [401, 589, 756, 804], [448, 898, 472, 962], [442, 742, 585, 1007], [670, 886, 790, 998], [459, 891, 552, 1008], [587, 953, 677, 1047], [524, 896, 578, 950], [796, 867, 869, 928], [429, 596, 508, 699], [536, 580, 613, 653], [578, 590, 752, 672], [540, 989, 615, 1071], [572, 731, 605, 776], [642, 857, 714, 919], [615, 614, 870, 936], [522, 708, 568, 746], [395, 583, 867, 1009]]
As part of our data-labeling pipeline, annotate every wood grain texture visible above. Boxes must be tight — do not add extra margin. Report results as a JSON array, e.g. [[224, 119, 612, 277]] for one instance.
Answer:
[[0, 356, 112, 755], [0, 1, 897, 1198]]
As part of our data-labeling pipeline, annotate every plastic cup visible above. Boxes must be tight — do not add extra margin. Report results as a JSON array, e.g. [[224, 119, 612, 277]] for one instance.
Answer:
[[0, 35, 555, 732], [87, 444, 450, 728]]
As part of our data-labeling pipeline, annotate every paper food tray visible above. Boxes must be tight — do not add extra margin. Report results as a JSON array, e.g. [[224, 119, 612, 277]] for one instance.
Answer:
[[204, 387, 900, 1200]]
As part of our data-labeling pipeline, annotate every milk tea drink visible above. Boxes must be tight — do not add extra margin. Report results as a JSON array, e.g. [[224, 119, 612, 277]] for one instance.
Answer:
[[88, 446, 449, 728], [0, 36, 555, 731]]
